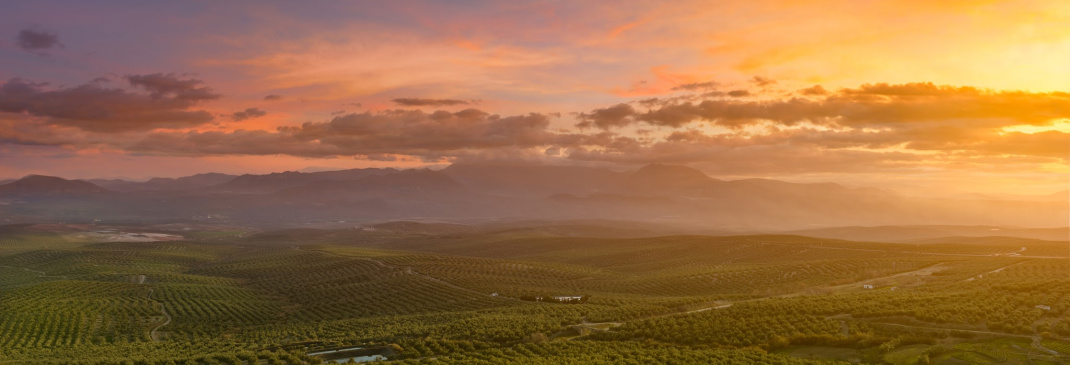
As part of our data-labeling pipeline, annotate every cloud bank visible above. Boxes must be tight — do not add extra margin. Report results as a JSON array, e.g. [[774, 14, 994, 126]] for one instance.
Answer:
[[1, 80, 1066, 175], [0, 74, 219, 132], [392, 98, 472, 107], [231, 108, 266, 121]]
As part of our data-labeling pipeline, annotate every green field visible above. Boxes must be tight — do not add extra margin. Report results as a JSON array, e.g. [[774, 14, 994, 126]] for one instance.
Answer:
[[1, 224, 1068, 364]]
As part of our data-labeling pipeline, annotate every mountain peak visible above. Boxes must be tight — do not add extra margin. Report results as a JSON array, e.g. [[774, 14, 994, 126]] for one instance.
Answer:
[[0, 175, 109, 196]]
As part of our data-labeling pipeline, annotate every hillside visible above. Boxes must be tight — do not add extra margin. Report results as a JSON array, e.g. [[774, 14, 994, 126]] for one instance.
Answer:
[[0, 175, 109, 196], [2, 225, 1067, 363], [90, 173, 238, 192], [784, 225, 1070, 242], [209, 167, 398, 194]]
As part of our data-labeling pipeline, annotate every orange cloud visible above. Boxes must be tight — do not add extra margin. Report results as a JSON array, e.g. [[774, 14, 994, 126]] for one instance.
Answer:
[[0, 75, 219, 132], [5, 82, 1066, 174], [608, 18, 648, 40]]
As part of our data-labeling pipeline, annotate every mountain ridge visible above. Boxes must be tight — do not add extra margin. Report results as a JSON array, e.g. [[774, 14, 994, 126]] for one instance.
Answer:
[[0, 163, 1065, 230], [0, 175, 110, 197]]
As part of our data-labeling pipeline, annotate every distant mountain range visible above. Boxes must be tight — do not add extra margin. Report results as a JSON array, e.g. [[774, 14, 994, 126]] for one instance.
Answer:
[[0, 163, 1066, 230], [89, 173, 237, 192]]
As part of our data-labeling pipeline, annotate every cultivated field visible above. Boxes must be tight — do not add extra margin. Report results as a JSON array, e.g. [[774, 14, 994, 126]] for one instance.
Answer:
[[1, 223, 1068, 364]]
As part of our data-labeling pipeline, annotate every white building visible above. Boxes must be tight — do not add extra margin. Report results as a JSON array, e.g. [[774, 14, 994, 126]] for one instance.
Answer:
[[553, 296, 584, 301]]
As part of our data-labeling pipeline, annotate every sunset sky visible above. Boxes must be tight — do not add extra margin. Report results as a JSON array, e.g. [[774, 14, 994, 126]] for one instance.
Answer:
[[1, 0, 1067, 195]]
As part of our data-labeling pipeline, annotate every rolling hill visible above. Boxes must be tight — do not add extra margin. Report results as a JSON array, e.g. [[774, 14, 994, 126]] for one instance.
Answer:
[[0, 175, 109, 197]]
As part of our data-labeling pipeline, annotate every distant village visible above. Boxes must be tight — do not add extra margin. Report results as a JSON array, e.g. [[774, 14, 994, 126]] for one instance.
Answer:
[[515, 294, 589, 304]]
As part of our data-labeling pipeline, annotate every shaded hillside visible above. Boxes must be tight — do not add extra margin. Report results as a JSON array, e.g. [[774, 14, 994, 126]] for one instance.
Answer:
[[89, 173, 238, 192], [783, 225, 1070, 242], [369, 221, 476, 235], [209, 167, 398, 194], [0, 175, 109, 197], [442, 163, 622, 197]]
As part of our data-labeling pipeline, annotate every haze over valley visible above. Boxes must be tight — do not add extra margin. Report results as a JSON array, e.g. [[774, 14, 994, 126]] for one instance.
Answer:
[[1, 163, 1066, 232]]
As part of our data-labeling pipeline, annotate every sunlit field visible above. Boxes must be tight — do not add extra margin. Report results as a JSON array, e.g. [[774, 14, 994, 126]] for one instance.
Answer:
[[1, 223, 1067, 364]]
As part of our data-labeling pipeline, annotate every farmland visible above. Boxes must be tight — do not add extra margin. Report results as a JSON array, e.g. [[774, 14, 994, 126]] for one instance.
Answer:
[[1, 223, 1068, 364]]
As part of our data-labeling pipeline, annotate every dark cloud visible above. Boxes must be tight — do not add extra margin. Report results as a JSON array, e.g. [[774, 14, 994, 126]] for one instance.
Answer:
[[2, 80, 1064, 176], [563, 82, 1069, 167], [799, 85, 828, 95], [843, 82, 978, 96], [264, 94, 283, 101], [125, 73, 220, 101], [581, 82, 1070, 130], [0, 75, 219, 132], [750, 76, 777, 86], [392, 98, 470, 106], [637, 98, 664, 108], [231, 108, 266, 121], [672, 81, 718, 91], [16, 28, 61, 52], [726, 89, 750, 97], [576, 103, 636, 129], [637, 94, 704, 108], [113, 109, 596, 159]]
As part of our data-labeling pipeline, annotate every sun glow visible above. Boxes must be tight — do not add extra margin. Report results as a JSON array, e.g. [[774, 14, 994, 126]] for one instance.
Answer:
[[1002, 120, 1070, 134]]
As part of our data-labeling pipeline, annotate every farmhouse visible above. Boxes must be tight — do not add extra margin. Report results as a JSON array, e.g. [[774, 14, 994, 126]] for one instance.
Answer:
[[863, 284, 874, 289]]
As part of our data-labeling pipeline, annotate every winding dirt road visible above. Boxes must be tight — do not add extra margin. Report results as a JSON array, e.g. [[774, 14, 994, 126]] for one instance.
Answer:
[[144, 279, 172, 342]]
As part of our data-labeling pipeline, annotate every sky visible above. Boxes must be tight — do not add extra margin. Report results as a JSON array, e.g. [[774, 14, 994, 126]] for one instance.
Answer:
[[0, 0, 1067, 196]]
